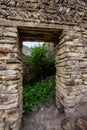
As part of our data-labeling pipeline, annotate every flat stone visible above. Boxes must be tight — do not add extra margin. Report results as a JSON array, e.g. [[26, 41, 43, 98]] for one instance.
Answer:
[[62, 118, 72, 130]]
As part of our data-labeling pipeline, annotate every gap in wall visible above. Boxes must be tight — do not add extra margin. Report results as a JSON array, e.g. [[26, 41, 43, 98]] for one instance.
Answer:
[[18, 27, 63, 130]]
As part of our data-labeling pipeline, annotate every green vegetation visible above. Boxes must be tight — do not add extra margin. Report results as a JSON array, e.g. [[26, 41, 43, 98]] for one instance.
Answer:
[[23, 75, 55, 111], [23, 44, 56, 111], [23, 45, 55, 82]]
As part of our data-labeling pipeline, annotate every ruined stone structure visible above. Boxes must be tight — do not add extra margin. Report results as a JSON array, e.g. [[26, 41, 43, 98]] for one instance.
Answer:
[[0, 0, 87, 130]]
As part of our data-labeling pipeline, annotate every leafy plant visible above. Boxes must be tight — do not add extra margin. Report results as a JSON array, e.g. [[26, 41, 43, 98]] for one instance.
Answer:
[[23, 75, 55, 111], [23, 45, 55, 82]]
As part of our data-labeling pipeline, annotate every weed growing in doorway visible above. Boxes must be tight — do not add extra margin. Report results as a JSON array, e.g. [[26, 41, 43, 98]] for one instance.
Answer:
[[23, 75, 55, 111]]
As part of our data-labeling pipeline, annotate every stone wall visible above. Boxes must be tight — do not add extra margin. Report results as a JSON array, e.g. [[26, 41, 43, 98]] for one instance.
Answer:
[[0, 0, 87, 27], [0, 0, 87, 130], [0, 25, 87, 130], [0, 26, 23, 130], [55, 28, 87, 114]]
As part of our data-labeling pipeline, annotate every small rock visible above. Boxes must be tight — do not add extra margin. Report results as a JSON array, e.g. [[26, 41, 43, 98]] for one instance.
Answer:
[[62, 118, 72, 130], [77, 118, 87, 130]]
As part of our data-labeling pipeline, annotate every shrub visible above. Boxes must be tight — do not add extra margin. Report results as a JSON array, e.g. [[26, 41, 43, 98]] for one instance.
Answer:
[[23, 45, 55, 82], [23, 75, 55, 111]]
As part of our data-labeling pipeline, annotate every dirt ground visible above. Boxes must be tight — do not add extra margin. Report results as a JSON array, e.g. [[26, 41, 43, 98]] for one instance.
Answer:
[[20, 103, 87, 130], [21, 103, 64, 130]]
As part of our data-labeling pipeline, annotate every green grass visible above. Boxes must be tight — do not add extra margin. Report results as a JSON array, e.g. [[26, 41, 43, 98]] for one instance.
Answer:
[[23, 75, 55, 111]]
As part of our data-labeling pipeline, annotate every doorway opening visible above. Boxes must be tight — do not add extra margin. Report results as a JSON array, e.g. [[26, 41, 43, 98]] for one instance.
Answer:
[[18, 27, 63, 130], [22, 41, 55, 83], [22, 40, 56, 109]]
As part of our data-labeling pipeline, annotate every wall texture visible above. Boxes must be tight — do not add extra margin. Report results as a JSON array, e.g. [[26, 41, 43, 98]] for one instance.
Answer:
[[0, 0, 87, 27], [0, 0, 87, 130], [0, 26, 23, 130], [55, 29, 87, 114]]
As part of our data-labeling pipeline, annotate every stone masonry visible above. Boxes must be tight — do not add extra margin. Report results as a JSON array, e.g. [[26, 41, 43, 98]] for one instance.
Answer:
[[0, 0, 87, 130], [0, 26, 23, 130], [55, 29, 87, 113]]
